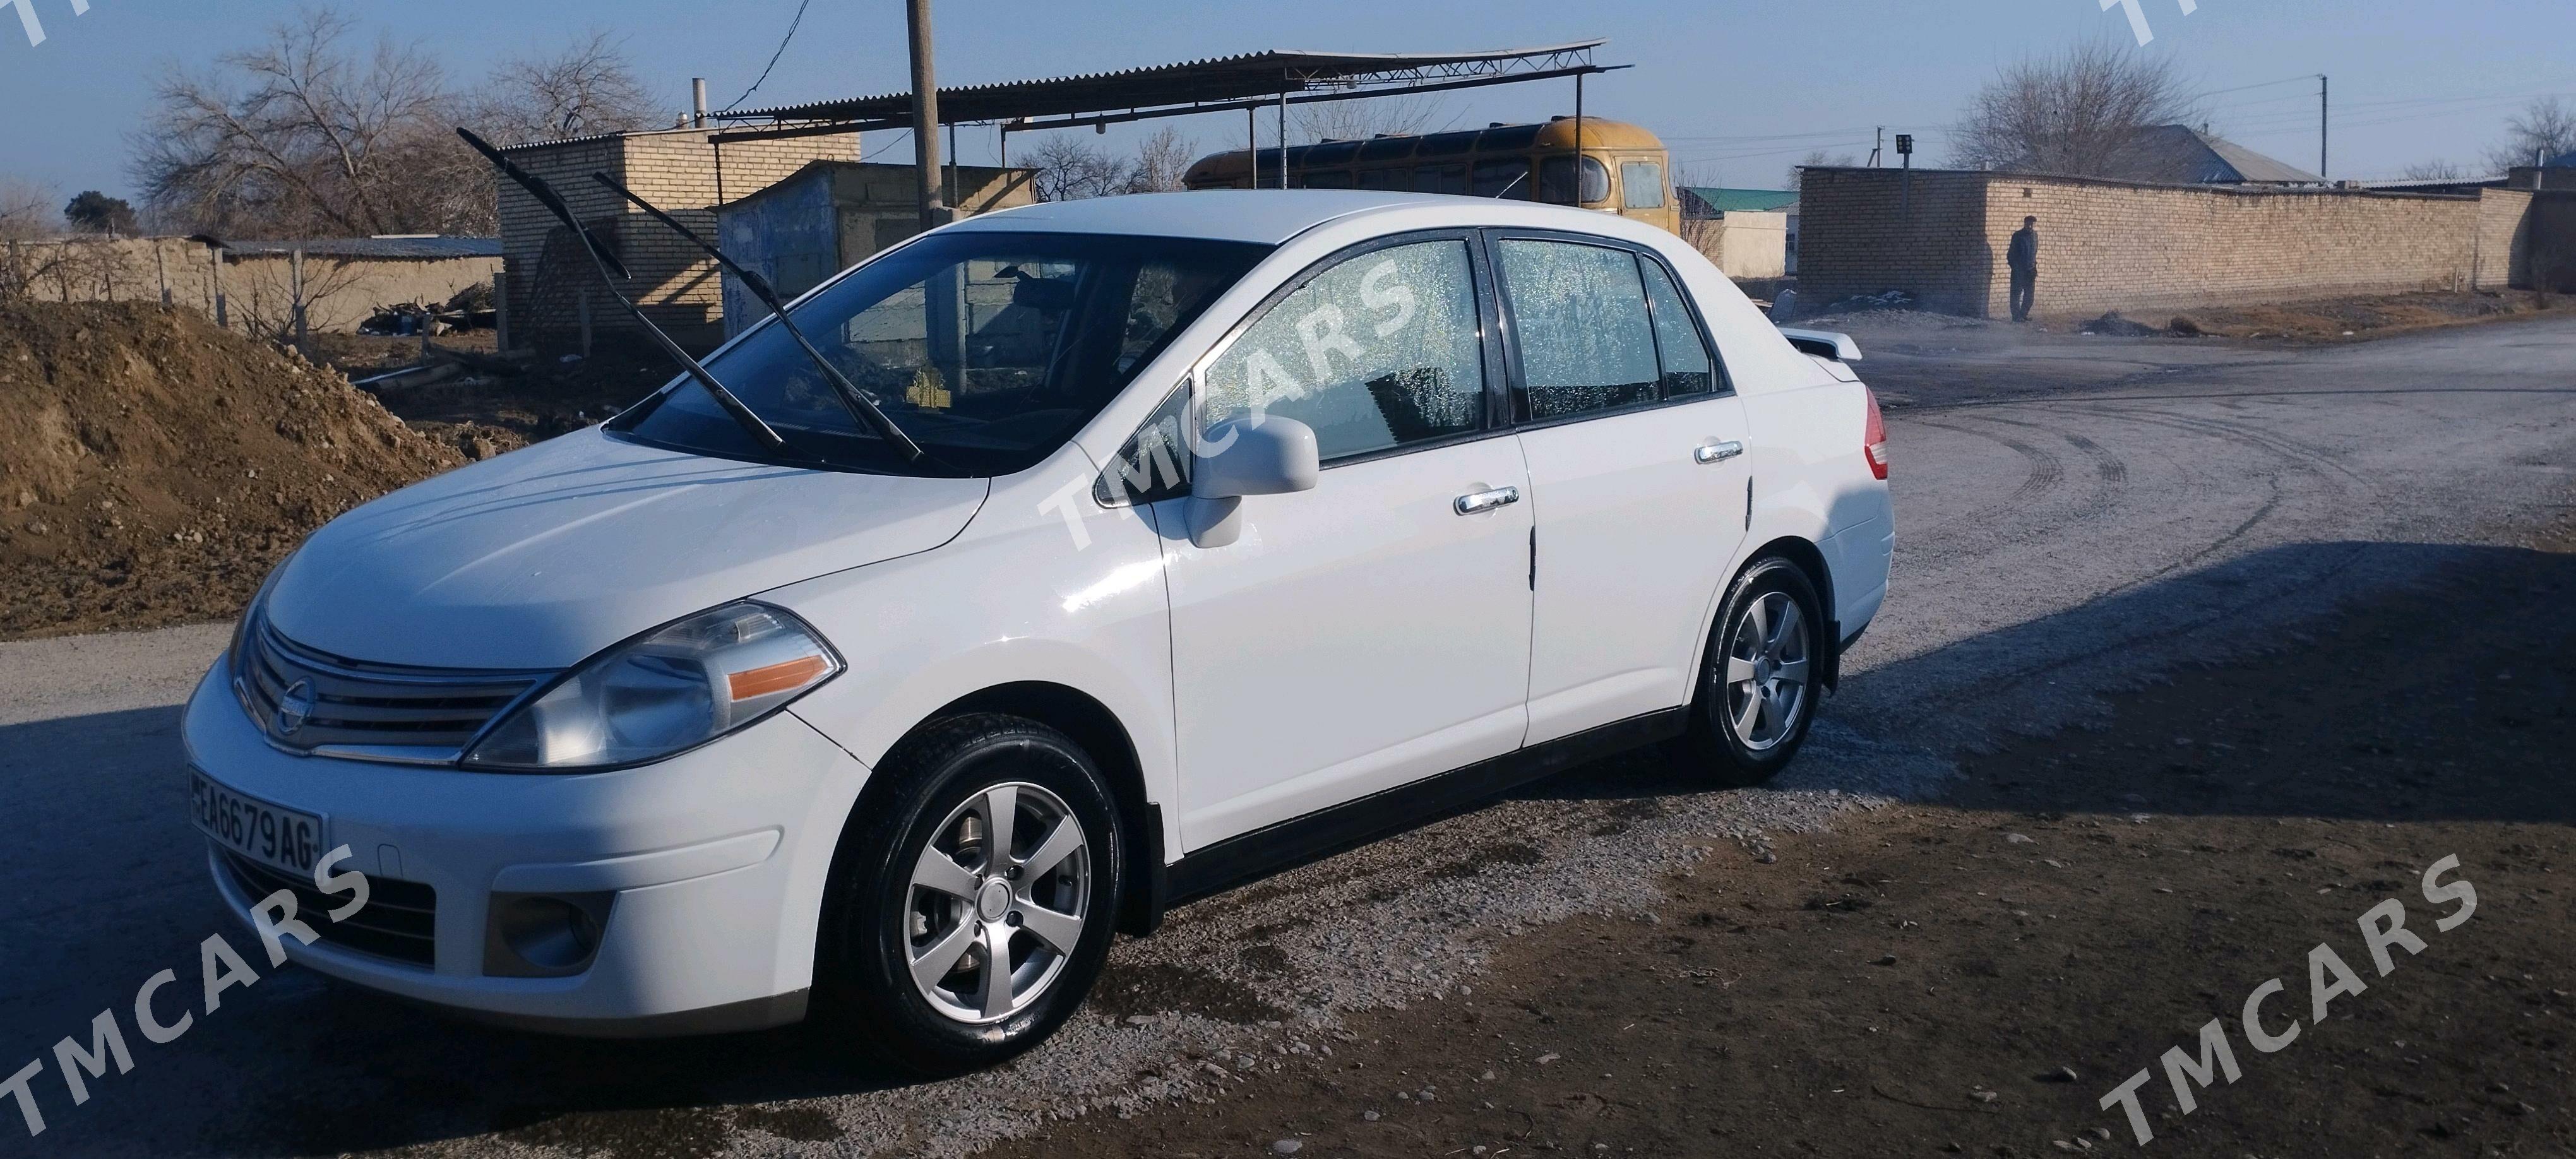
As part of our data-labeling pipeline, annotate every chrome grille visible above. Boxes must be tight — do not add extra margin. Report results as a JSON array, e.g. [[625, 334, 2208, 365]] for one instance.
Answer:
[[235, 619, 550, 760], [220, 851, 437, 966]]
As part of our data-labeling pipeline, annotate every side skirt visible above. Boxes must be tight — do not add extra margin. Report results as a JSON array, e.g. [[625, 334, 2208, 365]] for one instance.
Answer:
[[1156, 707, 1689, 913]]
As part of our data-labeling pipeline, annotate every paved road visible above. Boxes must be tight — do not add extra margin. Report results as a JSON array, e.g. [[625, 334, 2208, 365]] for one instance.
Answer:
[[2, 315, 2570, 1158]]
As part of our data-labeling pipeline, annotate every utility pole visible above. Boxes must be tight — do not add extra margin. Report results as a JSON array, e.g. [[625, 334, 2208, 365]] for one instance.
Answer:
[[2317, 74, 2329, 181], [905, 0, 947, 230], [1869, 126, 1883, 168]]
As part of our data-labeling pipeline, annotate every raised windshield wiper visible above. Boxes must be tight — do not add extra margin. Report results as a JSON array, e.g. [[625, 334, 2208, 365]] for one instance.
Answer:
[[586, 172, 929, 464], [453, 128, 797, 456]]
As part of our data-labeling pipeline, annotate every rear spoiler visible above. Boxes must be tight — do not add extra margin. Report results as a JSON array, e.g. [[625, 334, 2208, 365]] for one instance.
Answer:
[[1777, 327, 1863, 362]]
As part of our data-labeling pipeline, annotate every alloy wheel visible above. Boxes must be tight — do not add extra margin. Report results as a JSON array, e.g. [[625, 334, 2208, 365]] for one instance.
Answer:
[[903, 782, 1091, 1025], [1720, 590, 1811, 752]]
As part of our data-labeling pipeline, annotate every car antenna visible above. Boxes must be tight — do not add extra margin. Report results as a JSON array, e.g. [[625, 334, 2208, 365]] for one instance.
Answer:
[[453, 127, 800, 458], [587, 172, 929, 465]]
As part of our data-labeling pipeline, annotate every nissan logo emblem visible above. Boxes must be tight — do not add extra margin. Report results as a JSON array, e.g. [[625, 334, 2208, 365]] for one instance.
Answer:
[[275, 679, 314, 737]]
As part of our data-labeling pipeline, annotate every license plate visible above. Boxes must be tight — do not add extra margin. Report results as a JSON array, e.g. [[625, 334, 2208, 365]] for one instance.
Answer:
[[190, 770, 326, 878]]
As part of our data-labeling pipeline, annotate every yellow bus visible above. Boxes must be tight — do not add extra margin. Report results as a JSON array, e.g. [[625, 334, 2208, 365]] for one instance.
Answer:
[[1182, 116, 1678, 234]]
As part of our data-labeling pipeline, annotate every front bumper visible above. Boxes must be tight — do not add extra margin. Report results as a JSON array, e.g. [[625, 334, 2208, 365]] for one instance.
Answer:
[[182, 657, 873, 1035]]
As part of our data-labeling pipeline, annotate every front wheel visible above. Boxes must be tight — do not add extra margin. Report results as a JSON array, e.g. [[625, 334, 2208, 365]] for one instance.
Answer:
[[1679, 557, 1825, 785], [816, 713, 1123, 1075]]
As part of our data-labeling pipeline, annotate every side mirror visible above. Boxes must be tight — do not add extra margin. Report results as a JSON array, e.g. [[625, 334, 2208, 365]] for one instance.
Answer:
[[1186, 416, 1319, 548]]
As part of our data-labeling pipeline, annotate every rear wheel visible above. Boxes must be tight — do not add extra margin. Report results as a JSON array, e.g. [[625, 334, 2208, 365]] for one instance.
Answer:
[[1680, 557, 1825, 785], [817, 713, 1122, 1074]]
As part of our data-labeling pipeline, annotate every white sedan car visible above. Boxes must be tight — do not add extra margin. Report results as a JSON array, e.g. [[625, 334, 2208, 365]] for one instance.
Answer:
[[183, 190, 1892, 1072]]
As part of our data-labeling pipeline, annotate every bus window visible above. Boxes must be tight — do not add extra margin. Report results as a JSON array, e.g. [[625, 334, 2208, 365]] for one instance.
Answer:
[[1357, 136, 1417, 163], [1417, 130, 1479, 157], [1620, 160, 1666, 209], [1414, 164, 1467, 195], [1303, 170, 1353, 189], [1472, 158, 1531, 199], [1539, 156, 1610, 205], [1356, 167, 1407, 191]]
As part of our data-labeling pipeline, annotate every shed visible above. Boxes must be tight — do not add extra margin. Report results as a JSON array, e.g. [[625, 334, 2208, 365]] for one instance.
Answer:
[[1678, 187, 1798, 278], [715, 160, 1035, 336]]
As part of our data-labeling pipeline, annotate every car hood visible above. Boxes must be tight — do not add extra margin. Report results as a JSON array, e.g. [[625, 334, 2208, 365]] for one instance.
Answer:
[[266, 429, 989, 669]]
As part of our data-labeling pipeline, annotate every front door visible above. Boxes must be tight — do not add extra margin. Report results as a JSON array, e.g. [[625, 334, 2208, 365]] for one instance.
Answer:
[[1493, 235, 1753, 743], [1153, 235, 1533, 848]]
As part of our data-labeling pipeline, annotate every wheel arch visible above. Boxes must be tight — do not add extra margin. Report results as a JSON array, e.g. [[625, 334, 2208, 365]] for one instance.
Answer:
[[871, 681, 1166, 938], [1695, 535, 1840, 696]]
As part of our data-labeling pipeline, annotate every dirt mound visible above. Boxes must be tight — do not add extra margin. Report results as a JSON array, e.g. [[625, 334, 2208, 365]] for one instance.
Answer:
[[0, 301, 465, 639]]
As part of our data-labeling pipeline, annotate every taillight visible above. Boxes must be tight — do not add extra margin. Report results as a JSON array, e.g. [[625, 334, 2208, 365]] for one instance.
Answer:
[[1862, 386, 1890, 480]]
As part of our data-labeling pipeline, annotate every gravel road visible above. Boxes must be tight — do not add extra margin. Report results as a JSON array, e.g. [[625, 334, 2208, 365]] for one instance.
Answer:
[[2, 313, 2570, 1158]]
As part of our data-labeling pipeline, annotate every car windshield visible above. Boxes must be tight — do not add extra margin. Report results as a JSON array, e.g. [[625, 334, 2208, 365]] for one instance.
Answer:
[[611, 230, 1272, 476]]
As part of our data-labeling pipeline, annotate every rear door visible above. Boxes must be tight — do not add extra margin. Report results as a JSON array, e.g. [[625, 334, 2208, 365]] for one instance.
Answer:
[[1493, 234, 1753, 743]]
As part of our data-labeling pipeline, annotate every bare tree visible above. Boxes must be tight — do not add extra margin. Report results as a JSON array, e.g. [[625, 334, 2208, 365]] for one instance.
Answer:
[[1784, 150, 1856, 191], [1123, 126, 1198, 193], [130, 8, 482, 238], [2483, 96, 2576, 174], [1949, 39, 2197, 178], [470, 31, 660, 145], [2400, 159, 2467, 182], [0, 177, 57, 242], [1025, 135, 1130, 201], [1292, 93, 1448, 143], [225, 254, 368, 342]]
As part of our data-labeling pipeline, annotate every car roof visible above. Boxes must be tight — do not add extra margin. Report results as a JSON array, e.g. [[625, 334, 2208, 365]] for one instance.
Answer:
[[948, 189, 1606, 245]]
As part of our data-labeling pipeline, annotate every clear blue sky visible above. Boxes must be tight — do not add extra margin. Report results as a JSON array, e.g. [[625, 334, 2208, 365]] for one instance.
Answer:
[[3, 0, 2571, 208]]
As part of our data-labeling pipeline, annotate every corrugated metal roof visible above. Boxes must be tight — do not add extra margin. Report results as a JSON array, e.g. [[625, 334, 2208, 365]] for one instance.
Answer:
[[1679, 187, 1798, 215], [723, 41, 1607, 126], [220, 236, 503, 259], [2118, 125, 2323, 185]]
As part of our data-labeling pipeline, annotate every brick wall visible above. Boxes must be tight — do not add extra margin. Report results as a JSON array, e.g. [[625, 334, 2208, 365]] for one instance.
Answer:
[[2474, 189, 2534, 290], [1798, 167, 2491, 318], [497, 128, 860, 347], [3, 237, 499, 335], [2498, 190, 2576, 292], [1795, 169, 1999, 315]]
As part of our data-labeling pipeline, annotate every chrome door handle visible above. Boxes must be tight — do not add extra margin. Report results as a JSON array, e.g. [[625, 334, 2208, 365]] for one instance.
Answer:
[[1453, 485, 1520, 515], [1694, 440, 1744, 465]]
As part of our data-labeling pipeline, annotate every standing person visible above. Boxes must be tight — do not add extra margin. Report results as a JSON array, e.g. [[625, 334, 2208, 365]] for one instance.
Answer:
[[2007, 215, 2039, 323]]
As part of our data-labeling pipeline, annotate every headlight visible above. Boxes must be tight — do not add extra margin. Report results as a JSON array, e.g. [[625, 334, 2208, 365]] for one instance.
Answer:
[[461, 602, 842, 771]]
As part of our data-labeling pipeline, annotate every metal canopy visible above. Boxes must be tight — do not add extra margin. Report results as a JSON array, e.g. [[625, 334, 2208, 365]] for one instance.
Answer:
[[710, 40, 1611, 143]]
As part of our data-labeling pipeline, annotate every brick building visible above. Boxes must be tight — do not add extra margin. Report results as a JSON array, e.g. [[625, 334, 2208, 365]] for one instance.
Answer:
[[496, 126, 862, 348], [1796, 166, 2572, 318]]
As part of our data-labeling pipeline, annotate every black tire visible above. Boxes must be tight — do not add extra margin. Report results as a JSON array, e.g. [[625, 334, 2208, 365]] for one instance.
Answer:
[[1679, 556, 1827, 786], [816, 713, 1123, 1075]]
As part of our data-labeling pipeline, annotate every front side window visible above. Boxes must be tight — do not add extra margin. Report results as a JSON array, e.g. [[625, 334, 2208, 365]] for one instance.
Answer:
[[1200, 239, 1487, 463], [1621, 161, 1666, 209], [1496, 239, 1659, 421], [1472, 158, 1532, 199], [612, 231, 1268, 476]]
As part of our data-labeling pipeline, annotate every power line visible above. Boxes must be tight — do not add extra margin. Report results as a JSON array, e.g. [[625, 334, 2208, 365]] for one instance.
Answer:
[[719, 0, 815, 114], [2188, 73, 2318, 100]]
